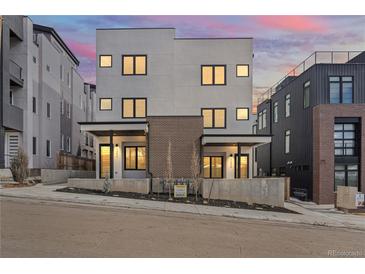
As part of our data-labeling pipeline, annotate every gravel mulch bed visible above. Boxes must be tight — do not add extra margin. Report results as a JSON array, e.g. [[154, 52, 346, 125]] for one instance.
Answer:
[[56, 187, 299, 214]]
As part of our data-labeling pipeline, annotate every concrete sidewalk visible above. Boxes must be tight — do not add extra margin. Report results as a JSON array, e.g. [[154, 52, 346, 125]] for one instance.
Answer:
[[1, 184, 364, 230]]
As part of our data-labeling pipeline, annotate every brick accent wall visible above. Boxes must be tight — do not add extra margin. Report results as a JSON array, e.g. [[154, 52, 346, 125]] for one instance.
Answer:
[[312, 104, 365, 204], [147, 116, 203, 178]]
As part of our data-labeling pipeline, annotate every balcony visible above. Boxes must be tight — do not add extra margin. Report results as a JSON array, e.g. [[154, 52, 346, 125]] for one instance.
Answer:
[[9, 59, 24, 87], [258, 51, 363, 104]]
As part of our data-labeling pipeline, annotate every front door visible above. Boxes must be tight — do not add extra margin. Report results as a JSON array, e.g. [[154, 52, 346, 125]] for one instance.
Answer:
[[234, 154, 249, 178], [99, 144, 111, 179], [5, 132, 20, 167]]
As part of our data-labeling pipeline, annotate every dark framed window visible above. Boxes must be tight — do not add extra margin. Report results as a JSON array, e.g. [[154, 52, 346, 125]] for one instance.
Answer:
[[201, 108, 226, 128], [236, 108, 249, 120], [32, 137, 37, 155], [303, 81, 310, 108], [335, 164, 358, 190], [99, 144, 111, 179], [285, 130, 291, 154], [262, 109, 267, 128], [285, 94, 291, 117], [334, 123, 357, 156], [46, 102, 51, 118], [122, 55, 147, 75], [234, 154, 249, 178], [99, 55, 112, 68], [124, 146, 146, 170], [258, 111, 263, 130], [273, 102, 278, 123], [122, 98, 147, 118], [99, 98, 112, 111], [329, 76, 353, 104], [236, 64, 249, 77], [32, 97, 37, 113], [46, 140, 51, 157], [203, 156, 223, 178], [9, 91, 13, 105], [201, 65, 226, 85]]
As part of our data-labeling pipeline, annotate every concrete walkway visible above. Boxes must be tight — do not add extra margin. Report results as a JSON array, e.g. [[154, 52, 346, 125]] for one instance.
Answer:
[[1, 183, 364, 230]]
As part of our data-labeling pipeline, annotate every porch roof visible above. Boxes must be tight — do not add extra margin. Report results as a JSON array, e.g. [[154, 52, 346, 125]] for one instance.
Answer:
[[79, 121, 148, 136], [201, 134, 272, 147]]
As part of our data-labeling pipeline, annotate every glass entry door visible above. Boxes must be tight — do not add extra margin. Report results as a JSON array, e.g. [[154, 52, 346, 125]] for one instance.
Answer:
[[235, 154, 249, 178], [100, 144, 111, 178]]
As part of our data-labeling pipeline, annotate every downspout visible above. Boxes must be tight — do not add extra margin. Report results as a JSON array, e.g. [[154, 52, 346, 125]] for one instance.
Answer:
[[146, 122, 153, 193], [269, 100, 273, 176]]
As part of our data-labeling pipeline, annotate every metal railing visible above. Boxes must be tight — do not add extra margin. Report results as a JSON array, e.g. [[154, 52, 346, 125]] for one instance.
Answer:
[[258, 51, 363, 104], [9, 59, 23, 82]]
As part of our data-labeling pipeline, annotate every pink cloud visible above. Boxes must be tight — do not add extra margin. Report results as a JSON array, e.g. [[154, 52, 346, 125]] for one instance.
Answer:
[[66, 40, 96, 60], [256, 16, 327, 33]]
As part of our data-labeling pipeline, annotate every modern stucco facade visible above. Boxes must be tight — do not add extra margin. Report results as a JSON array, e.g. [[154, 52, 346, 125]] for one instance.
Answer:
[[82, 28, 270, 181], [0, 16, 96, 169]]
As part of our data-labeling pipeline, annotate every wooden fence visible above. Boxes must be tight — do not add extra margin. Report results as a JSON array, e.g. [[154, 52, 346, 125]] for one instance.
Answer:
[[57, 152, 95, 171]]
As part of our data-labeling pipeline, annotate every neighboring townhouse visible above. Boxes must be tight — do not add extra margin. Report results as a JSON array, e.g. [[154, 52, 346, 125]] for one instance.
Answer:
[[256, 51, 365, 204], [80, 28, 270, 182], [0, 16, 95, 169]]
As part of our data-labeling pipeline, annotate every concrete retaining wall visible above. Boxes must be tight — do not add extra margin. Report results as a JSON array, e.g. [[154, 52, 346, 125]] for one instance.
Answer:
[[201, 178, 285, 207], [67, 178, 150, 194], [41, 169, 96, 185]]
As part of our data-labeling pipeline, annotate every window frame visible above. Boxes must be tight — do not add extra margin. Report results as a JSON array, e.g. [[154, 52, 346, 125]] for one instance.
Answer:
[[203, 156, 224, 179], [303, 81, 310, 109], [273, 102, 278, 123], [46, 102, 51, 119], [334, 164, 359, 191], [285, 130, 291, 154], [236, 107, 250, 121], [99, 55, 113, 68], [32, 137, 37, 155], [201, 65, 227, 86], [201, 108, 226, 129], [99, 98, 113, 111], [122, 55, 147, 76], [9, 90, 14, 105], [124, 146, 146, 171], [121, 98, 147, 119], [46, 140, 51, 158], [334, 123, 357, 156], [262, 109, 267, 129], [329, 76, 353, 104], [234, 154, 249, 178], [285, 93, 291, 118], [32, 97, 37, 114], [236, 64, 249, 77]]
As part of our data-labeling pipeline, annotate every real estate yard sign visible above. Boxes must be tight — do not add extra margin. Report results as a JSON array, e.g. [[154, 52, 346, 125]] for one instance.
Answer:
[[355, 193, 365, 207], [174, 185, 187, 198]]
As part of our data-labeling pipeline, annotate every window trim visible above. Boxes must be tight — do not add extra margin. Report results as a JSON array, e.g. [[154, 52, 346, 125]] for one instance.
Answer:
[[334, 123, 357, 156], [99, 55, 113, 68], [122, 55, 147, 76], [99, 98, 113, 111], [236, 107, 250, 121], [201, 108, 227, 129], [201, 65, 227, 86], [124, 146, 146, 171], [329, 76, 354, 104], [121, 98, 147, 119], [236, 64, 250, 77], [203, 156, 224, 179]]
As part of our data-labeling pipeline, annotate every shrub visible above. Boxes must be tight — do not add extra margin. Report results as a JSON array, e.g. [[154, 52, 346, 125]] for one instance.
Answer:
[[10, 147, 29, 183]]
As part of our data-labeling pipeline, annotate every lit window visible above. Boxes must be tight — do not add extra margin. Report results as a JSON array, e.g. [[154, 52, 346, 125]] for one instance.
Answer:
[[122, 55, 147, 75], [285, 130, 291, 154], [203, 156, 223, 178], [122, 98, 146, 118], [201, 65, 226, 85], [99, 55, 112, 68], [100, 145, 110, 179], [236, 108, 249, 120], [236, 65, 249, 77], [202, 108, 226, 128], [125, 146, 146, 170], [99, 98, 112, 111]]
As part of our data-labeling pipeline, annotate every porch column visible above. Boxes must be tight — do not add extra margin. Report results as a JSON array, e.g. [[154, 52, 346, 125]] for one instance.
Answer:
[[109, 130, 114, 179], [237, 143, 242, 179]]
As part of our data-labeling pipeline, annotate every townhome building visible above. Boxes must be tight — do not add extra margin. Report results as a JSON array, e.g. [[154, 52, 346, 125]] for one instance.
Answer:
[[256, 51, 365, 204], [80, 28, 270, 182], [0, 16, 95, 169]]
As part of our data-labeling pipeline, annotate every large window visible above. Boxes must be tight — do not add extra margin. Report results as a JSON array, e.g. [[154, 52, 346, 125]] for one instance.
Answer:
[[303, 81, 310, 108], [262, 109, 267, 128], [124, 146, 146, 170], [100, 144, 110, 179], [285, 130, 291, 154], [99, 98, 112, 111], [122, 98, 146, 118], [335, 164, 358, 190], [202, 108, 226, 128], [273, 102, 278, 123], [235, 155, 249, 178], [203, 156, 223, 178], [236, 108, 249, 120], [201, 65, 226, 85], [330, 76, 353, 104], [236, 64, 249, 77], [334, 123, 356, 156], [99, 55, 112, 68], [285, 94, 291, 117], [122, 55, 147, 75]]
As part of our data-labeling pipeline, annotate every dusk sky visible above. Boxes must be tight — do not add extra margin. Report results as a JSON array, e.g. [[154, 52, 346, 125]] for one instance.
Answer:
[[30, 16, 365, 103]]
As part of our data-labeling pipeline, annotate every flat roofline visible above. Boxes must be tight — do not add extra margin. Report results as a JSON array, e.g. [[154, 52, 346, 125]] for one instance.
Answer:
[[175, 37, 253, 40], [96, 27, 176, 30]]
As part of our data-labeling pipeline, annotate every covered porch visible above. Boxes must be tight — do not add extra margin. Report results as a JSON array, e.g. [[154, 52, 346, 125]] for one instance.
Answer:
[[201, 134, 272, 179], [79, 122, 148, 179]]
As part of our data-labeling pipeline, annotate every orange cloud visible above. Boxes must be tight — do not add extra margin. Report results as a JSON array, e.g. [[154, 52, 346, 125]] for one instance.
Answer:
[[256, 16, 327, 33]]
